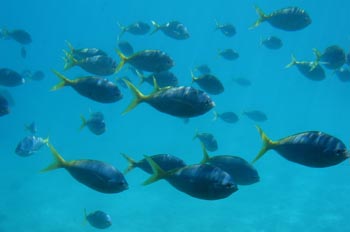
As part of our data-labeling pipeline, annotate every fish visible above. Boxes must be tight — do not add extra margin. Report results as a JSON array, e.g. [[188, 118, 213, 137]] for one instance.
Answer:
[[20, 46, 26, 58], [143, 156, 238, 200], [193, 130, 218, 152], [0, 68, 25, 87], [51, 70, 123, 103], [116, 50, 175, 73], [85, 209, 112, 229], [242, 110, 268, 122], [136, 70, 178, 87], [251, 6, 312, 31], [30, 70, 45, 81], [0, 89, 15, 106], [151, 21, 190, 40], [215, 20, 236, 37], [232, 77, 252, 87], [0, 94, 10, 116], [25, 121, 37, 134], [117, 40, 134, 56], [213, 111, 239, 124], [314, 45, 346, 70], [200, 144, 259, 185], [191, 72, 224, 95], [0, 28, 32, 44], [218, 49, 239, 61], [121, 153, 186, 174], [194, 64, 211, 75], [261, 36, 283, 50], [118, 21, 150, 38], [15, 136, 49, 157], [64, 41, 108, 60], [123, 78, 215, 118], [335, 67, 350, 82], [80, 112, 106, 135], [252, 126, 350, 168], [286, 54, 326, 81], [42, 143, 128, 193]]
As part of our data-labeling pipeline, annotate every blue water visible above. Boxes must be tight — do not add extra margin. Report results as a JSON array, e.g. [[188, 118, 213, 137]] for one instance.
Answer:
[[1, 0, 350, 231]]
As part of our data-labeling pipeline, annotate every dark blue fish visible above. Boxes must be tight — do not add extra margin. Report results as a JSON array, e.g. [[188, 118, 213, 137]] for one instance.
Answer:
[[251, 6, 311, 31], [286, 55, 326, 81], [215, 21, 236, 37], [144, 156, 238, 200], [80, 112, 106, 135], [123, 79, 215, 118], [0, 94, 10, 116], [191, 72, 224, 95], [252, 126, 350, 167], [242, 110, 268, 122], [232, 77, 252, 87], [200, 144, 259, 185], [151, 20, 190, 40], [0, 68, 25, 87], [218, 49, 239, 61], [314, 46, 346, 70], [51, 70, 123, 103], [85, 209, 112, 229], [335, 67, 350, 82], [261, 36, 283, 50], [213, 111, 239, 124], [1, 29, 32, 44], [193, 130, 218, 152], [25, 121, 37, 134], [118, 21, 151, 38], [42, 144, 128, 193], [137, 70, 178, 88], [117, 40, 134, 56], [15, 136, 48, 157], [121, 153, 186, 174]]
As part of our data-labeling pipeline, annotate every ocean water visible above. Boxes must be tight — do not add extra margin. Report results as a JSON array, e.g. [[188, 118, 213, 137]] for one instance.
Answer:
[[1, 0, 350, 231]]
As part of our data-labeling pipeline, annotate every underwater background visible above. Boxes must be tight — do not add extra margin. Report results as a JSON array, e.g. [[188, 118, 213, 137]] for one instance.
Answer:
[[1, 0, 350, 231]]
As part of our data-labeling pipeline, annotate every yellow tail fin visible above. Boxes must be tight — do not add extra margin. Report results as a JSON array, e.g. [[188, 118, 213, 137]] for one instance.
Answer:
[[142, 155, 167, 185], [51, 70, 73, 91], [150, 20, 161, 35], [115, 49, 128, 72], [41, 143, 67, 172], [285, 54, 297, 68], [251, 126, 276, 164], [200, 142, 211, 164], [250, 5, 267, 29], [122, 78, 147, 114], [121, 153, 137, 174]]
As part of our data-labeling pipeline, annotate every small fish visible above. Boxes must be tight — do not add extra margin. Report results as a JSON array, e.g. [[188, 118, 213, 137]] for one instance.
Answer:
[[30, 70, 45, 81], [85, 209, 112, 229], [143, 156, 238, 200], [213, 111, 239, 124], [232, 77, 252, 87], [136, 70, 178, 87], [151, 20, 190, 40], [42, 143, 128, 193], [1, 28, 32, 44], [215, 20, 236, 37], [191, 72, 224, 95], [123, 79, 215, 118], [20, 46, 26, 58], [251, 6, 312, 31], [261, 36, 283, 50], [335, 67, 350, 82], [242, 110, 268, 122], [121, 153, 186, 174], [118, 21, 150, 38], [218, 49, 239, 61], [116, 50, 175, 73], [314, 45, 346, 70], [0, 68, 25, 87], [117, 40, 134, 56], [193, 130, 218, 152], [252, 126, 350, 168], [15, 136, 48, 157], [286, 54, 326, 81], [25, 121, 37, 134], [0, 94, 10, 116], [80, 112, 106, 135], [51, 70, 123, 103], [194, 64, 211, 75], [200, 144, 259, 185], [64, 41, 108, 60]]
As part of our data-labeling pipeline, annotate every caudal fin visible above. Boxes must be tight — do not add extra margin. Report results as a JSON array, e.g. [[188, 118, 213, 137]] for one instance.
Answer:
[[213, 111, 219, 121], [79, 115, 87, 131], [251, 126, 276, 164], [115, 49, 128, 72], [285, 54, 297, 68], [150, 20, 161, 35], [63, 51, 78, 70], [250, 5, 267, 29], [122, 78, 147, 114], [142, 155, 167, 185], [200, 142, 211, 164], [51, 70, 72, 91], [121, 153, 137, 174], [41, 143, 67, 172]]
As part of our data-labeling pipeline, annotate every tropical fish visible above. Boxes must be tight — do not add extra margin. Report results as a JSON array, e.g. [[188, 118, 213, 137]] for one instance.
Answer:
[[314, 45, 346, 70], [116, 50, 174, 73], [193, 130, 218, 152], [15, 136, 48, 157], [215, 20, 236, 37], [252, 126, 350, 167], [0, 94, 10, 117], [200, 144, 259, 185], [261, 36, 283, 49], [136, 70, 178, 87], [218, 49, 239, 60], [0, 68, 25, 87], [191, 72, 224, 95], [143, 156, 238, 200], [151, 20, 190, 40], [117, 40, 134, 56], [84, 209, 112, 229], [251, 6, 312, 31], [64, 41, 108, 60], [80, 112, 106, 135], [0, 28, 32, 44], [232, 77, 252, 87], [118, 21, 150, 38], [25, 121, 37, 134], [213, 111, 239, 124], [121, 153, 186, 174], [51, 70, 123, 103], [123, 78, 215, 118], [286, 54, 326, 81], [42, 143, 128, 193], [242, 110, 268, 122]]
